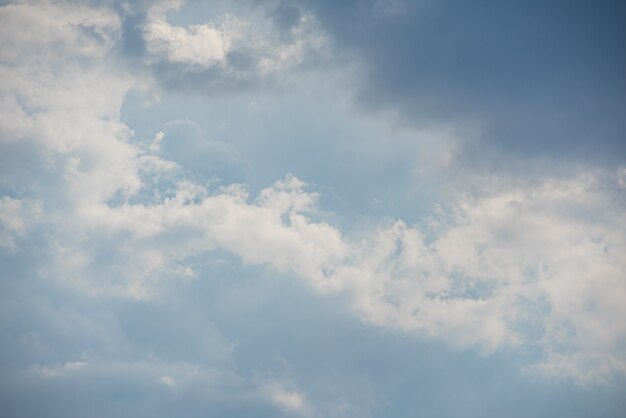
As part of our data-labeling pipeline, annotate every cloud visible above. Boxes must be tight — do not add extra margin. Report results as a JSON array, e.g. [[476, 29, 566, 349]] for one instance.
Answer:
[[0, 197, 41, 251], [12, 357, 293, 416], [0, 0, 121, 65], [2, 1, 626, 409], [159, 375, 176, 388], [275, 0, 626, 163], [29, 361, 87, 379], [49, 173, 346, 299], [144, 9, 237, 66], [261, 380, 312, 416], [0, 0, 142, 208], [28, 149, 626, 385], [132, 0, 330, 92]]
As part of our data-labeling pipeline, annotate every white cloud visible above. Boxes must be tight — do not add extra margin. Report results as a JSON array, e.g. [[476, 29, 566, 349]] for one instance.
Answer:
[[45, 165, 625, 384], [336, 174, 626, 386], [52, 174, 346, 299], [0, 197, 41, 250], [149, 131, 166, 152], [271, 389, 307, 413], [141, 0, 329, 81], [0, 0, 143, 208], [260, 380, 311, 416], [144, 14, 238, 66], [256, 13, 329, 75], [0, 0, 120, 65], [159, 375, 177, 388], [29, 361, 86, 379], [21, 356, 321, 415]]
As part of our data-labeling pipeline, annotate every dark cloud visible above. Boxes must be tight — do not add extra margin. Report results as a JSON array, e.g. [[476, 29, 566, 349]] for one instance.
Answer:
[[276, 0, 626, 162]]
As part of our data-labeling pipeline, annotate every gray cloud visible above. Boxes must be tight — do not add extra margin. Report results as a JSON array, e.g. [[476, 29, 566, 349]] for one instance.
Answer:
[[273, 0, 626, 163]]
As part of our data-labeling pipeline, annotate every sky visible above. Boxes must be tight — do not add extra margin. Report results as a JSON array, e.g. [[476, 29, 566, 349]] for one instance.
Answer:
[[1, 0, 625, 417]]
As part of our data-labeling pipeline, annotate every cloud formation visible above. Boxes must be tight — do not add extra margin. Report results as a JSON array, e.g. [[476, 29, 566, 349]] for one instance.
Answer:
[[2, 0, 626, 416], [124, 0, 330, 93], [277, 0, 626, 162]]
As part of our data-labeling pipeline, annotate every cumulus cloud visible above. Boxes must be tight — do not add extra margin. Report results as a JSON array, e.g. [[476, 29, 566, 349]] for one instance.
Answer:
[[0, 0, 143, 209], [0, 0, 121, 65], [144, 9, 237, 66], [21, 140, 626, 385], [135, 0, 330, 91], [336, 173, 626, 385]]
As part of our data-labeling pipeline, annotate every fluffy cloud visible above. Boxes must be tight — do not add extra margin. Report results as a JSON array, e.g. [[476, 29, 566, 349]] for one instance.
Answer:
[[144, 8, 237, 66], [261, 379, 312, 416], [40, 159, 626, 385], [335, 174, 626, 385], [0, 0, 141, 208], [137, 0, 330, 91], [0, 197, 41, 251], [0, 0, 120, 65]]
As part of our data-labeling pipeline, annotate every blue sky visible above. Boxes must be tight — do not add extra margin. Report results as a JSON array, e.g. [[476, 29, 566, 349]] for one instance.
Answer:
[[1, 1, 626, 416]]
